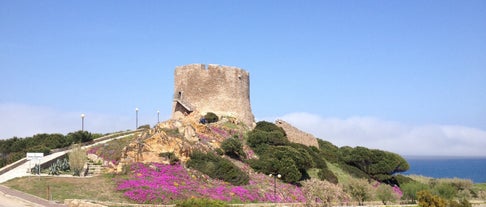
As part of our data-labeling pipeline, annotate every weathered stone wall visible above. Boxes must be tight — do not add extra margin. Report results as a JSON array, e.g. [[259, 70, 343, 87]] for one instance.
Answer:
[[275, 120, 319, 148], [171, 64, 255, 127]]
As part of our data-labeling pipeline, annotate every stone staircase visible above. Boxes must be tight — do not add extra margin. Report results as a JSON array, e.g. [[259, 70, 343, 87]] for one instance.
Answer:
[[84, 163, 103, 176]]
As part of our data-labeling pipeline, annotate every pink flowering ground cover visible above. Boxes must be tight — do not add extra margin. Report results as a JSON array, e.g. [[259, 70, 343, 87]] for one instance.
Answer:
[[116, 162, 305, 204]]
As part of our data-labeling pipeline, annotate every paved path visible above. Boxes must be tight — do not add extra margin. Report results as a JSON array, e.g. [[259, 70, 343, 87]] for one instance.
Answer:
[[0, 132, 137, 184], [0, 131, 139, 206], [0, 185, 65, 207]]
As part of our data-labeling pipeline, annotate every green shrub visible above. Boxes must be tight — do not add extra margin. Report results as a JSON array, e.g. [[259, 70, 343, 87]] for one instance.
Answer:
[[345, 178, 373, 206], [395, 174, 414, 186], [338, 162, 370, 179], [137, 124, 150, 130], [204, 112, 219, 123], [247, 130, 287, 148], [318, 168, 338, 184], [220, 136, 246, 160], [417, 190, 446, 207], [271, 146, 314, 170], [317, 139, 340, 163], [32, 133, 66, 149], [276, 157, 302, 183], [187, 151, 249, 185], [176, 198, 227, 207], [215, 148, 224, 156], [247, 151, 302, 183], [306, 145, 328, 169], [159, 152, 180, 165], [67, 130, 94, 144], [401, 181, 429, 203], [433, 182, 457, 199], [254, 121, 286, 135], [448, 199, 472, 207], [339, 146, 409, 176], [26, 145, 51, 156], [375, 184, 398, 205]]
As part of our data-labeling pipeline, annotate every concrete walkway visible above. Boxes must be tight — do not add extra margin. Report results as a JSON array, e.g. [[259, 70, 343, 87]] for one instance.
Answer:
[[0, 131, 137, 184], [0, 185, 65, 207], [0, 131, 140, 206]]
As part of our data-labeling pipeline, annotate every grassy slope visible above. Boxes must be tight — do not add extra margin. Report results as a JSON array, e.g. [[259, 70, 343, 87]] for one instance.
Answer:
[[4, 175, 128, 203], [3, 136, 135, 203]]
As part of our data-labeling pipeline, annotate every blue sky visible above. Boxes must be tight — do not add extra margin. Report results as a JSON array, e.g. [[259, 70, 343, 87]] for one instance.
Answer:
[[1, 1, 485, 156]]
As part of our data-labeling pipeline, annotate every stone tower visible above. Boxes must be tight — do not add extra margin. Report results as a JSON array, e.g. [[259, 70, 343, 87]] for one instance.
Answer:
[[171, 64, 255, 127]]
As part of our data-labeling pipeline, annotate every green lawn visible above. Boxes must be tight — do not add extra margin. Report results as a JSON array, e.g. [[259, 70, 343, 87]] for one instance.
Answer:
[[4, 175, 129, 203]]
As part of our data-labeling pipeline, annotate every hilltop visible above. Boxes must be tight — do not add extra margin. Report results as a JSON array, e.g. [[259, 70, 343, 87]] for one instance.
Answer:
[[2, 64, 485, 206], [3, 113, 485, 206], [70, 111, 409, 204]]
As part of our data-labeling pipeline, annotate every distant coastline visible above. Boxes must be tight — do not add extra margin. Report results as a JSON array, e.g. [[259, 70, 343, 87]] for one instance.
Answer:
[[403, 156, 486, 183]]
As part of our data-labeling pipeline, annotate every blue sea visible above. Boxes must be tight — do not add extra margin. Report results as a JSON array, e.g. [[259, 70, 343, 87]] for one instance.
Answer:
[[403, 156, 486, 183]]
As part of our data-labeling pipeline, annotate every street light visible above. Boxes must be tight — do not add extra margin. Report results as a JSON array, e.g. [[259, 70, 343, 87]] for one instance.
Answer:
[[269, 173, 281, 200], [81, 114, 85, 131], [135, 108, 139, 129], [157, 110, 160, 124]]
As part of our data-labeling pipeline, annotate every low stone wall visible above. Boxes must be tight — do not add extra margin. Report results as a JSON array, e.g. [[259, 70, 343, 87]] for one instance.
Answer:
[[0, 158, 27, 176], [65, 199, 107, 207], [65, 199, 175, 207], [64, 200, 486, 207], [64, 199, 304, 207], [275, 120, 319, 148]]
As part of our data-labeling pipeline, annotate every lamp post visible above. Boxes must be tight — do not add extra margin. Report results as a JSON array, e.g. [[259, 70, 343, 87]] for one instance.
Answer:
[[157, 110, 160, 123], [81, 114, 85, 131], [269, 173, 281, 200], [135, 108, 139, 129]]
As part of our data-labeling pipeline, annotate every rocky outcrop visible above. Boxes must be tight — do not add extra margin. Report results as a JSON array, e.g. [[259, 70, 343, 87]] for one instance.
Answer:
[[116, 113, 250, 172], [275, 120, 319, 148]]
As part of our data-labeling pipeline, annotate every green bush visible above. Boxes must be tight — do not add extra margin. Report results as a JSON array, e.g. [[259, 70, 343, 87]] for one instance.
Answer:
[[176, 198, 227, 207], [187, 151, 249, 185], [270, 146, 314, 170], [376, 184, 398, 205], [433, 182, 457, 199], [417, 190, 446, 207], [67, 130, 94, 144], [449, 199, 472, 207], [345, 178, 373, 206], [307, 145, 328, 169], [137, 124, 150, 130], [247, 147, 304, 183], [275, 157, 302, 183], [247, 130, 288, 148], [318, 168, 338, 184], [159, 152, 180, 165], [290, 143, 330, 169], [26, 145, 51, 156], [32, 133, 66, 149], [339, 146, 409, 176], [338, 162, 370, 179], [395, 174, 414, 186], [215, 148, 224, 156], [204, 112, 219, 123], [401, 181, 429, 203], [248, 156, 303, 183], [220, 136, 246, 160], [317, 139, 340, 163], [254, 121, 286, 135]]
